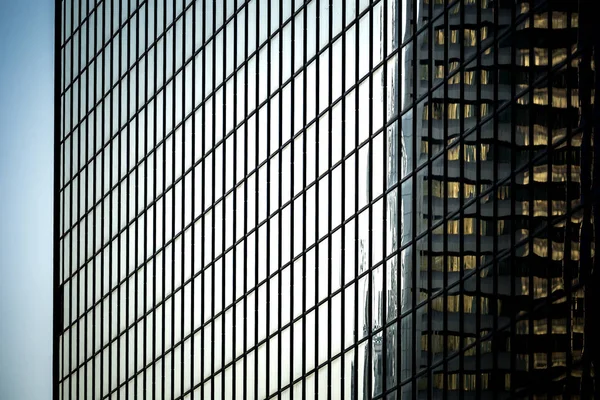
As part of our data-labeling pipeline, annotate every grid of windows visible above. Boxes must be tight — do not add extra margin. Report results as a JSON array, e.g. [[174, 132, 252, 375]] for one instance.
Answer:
[[55, 0, 596, 399]]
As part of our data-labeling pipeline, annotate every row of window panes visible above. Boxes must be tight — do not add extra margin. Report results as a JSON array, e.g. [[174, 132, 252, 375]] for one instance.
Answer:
[[59, 225, 407, 344], [59, 222, 576, 388], [62, 0, 198, 62], [60, 58, 402, 224], [60, 270, 400, 391], [63, 0, 491, 125], [60, 108, 399, 234], [60, 339, 392, 400], [59, 83, 403, 244], [59, 148, 402, 287], [61, 156, 572, 304], [62, 0, 367, 98], [62, 0, 398, 150], [59, 176, 400, 307], [61, 31, 401, 195]]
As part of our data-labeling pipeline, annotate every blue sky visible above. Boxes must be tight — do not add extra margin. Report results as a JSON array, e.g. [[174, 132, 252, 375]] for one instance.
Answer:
[[0, 0, 54, 398]]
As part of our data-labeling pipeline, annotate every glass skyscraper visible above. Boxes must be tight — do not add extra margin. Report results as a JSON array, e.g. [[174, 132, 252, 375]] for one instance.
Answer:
[[54, 0, 599, 399]]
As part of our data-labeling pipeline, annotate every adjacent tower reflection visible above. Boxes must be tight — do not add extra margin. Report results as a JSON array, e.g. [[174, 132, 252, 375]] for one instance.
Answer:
[[387, 0, 587, 398]]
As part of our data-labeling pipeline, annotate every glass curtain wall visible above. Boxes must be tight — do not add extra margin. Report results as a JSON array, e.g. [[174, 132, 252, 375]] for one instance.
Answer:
[[56, 0, 590, 399]]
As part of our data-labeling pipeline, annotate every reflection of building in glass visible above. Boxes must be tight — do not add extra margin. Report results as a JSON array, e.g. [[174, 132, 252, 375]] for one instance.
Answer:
[[396, 0, 590, 398], [54, 0, 597, 399]]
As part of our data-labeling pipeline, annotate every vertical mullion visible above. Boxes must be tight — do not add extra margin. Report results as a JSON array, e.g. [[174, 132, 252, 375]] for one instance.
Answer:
[[425, 0, 433, 397], [288, 2, 297, 399], [265, 0, 273, 397], [441, 2, 449, 398], [474, 1, 482, 398], [151, 0, 158, 397], [367, 0, 375, 398], [277, 0, 284, 397], [84, 0, 91, 396], [99, 0, 107, 397], [199, 0, 207, 397], [410, 0, 418, 398], [210, 1, 217, 396], [352, 0, 360, 397], [242, 0, 249, 397], [160, 1, 167, 398], [58, 0, 65, 397], [491, 0, 500, 397], [380, 0, 389, 394], [221, 2, 228, 397], [68, 0, 75, 396], [121, 1, 129, 398], [133, 0, 140, 397], [395, 0, 402, 397], [61, 1, 66, 395], [189, 0, 197, 396], [458, 3, 466, 398], [180, 1, 187, 397], [340, 0, 347, 394], [121, 5, 130, 399], [231, 1, 238, 398], [171, 1, 178, 398], [253, 3, 260, 399], [302, 2, 308, 399], [326, 0, 334, 398], [367, 0, 374, 397], [78, 0, 84, 396], [76, 0, 83, 398], [116, 0, 123, 396], [508, 1, 517, 396], [91, 0, 98, 393], [142, 1, 150, 399], [340, 1, 354, 398], [314, 0, 321, 398], [108, 1, 115, 397], [169, 1, 176, 399]]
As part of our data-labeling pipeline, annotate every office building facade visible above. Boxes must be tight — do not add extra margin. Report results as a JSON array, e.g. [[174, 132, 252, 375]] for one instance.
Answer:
[[54, 0, 599, 399]]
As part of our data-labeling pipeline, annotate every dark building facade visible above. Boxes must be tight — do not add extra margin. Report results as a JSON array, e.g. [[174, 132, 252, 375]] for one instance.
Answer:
[[54, 0, 599, 399], [399, 0, 584, 398]]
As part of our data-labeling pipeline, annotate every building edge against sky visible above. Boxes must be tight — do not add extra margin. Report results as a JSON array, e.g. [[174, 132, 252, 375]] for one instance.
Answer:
[[55, 0, 600, 399]]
